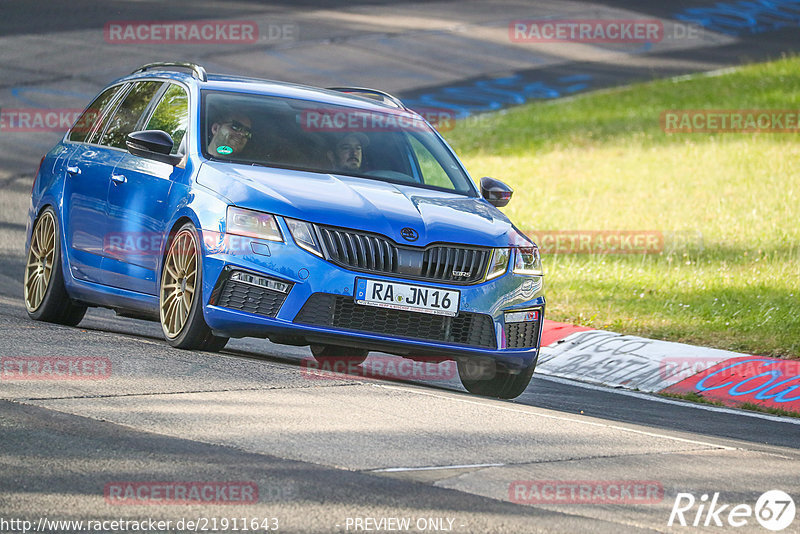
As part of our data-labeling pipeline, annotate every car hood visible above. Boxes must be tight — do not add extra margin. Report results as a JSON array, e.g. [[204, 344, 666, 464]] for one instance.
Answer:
[[197, 162, 515, 247]]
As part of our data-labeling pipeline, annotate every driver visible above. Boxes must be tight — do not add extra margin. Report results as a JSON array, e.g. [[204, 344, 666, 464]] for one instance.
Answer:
[[208, 113, 252, 157], [328, 133, 368, 171]]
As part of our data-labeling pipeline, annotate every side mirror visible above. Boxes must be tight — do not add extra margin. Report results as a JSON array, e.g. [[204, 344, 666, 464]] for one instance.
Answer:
[[480, 176, 513, 207], [126, 130, 182, 166]]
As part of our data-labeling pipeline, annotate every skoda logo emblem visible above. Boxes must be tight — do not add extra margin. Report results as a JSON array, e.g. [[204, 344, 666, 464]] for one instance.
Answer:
[[400, 228, 419, 242]]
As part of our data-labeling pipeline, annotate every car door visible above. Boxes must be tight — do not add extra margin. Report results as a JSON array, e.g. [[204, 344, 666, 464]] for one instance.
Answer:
[[103, 82, 189, 295], [63, 83, 128, 284]]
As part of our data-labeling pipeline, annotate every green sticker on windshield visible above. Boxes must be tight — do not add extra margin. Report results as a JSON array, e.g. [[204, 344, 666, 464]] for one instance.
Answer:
[[216, 145, 233, 155]]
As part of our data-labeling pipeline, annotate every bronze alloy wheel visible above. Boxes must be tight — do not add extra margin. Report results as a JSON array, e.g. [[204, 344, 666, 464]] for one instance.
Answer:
[[160, 228, 198, 338], [158, 223, 227, 351], [23, 207, 86, 325], [24, 210, 56, 313]]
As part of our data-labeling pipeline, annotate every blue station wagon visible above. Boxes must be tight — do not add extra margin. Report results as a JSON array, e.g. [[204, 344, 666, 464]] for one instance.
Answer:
[[24, 62, 545, 398]]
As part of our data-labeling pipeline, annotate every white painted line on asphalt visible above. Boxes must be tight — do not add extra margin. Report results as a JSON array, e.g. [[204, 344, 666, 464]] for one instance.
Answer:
[[537, 374, 800, 426], [374, 384, 736, 450], [371, 463, 505, 473]]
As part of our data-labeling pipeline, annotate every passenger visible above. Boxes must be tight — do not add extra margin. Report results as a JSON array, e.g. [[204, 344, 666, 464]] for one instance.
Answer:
[[208, 113, 252, 157], [328, 133, 368, 172]]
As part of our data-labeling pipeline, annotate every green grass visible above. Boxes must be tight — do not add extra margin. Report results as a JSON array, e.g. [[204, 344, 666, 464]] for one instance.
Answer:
[[445, 55, 800, 358], [737, 402, 800, 418], [660, 391, 726, 407], [660, 392, 800, 417]]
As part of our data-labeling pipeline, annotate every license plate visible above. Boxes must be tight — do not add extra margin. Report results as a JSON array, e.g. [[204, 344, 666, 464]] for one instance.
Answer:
[[355, 278, 460, 317]]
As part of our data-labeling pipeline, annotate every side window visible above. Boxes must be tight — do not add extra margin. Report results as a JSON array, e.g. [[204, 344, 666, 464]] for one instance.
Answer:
[[408, 135, 452, 189], [99, 81, 163, 149], [145, 84, 189, 154], [68, 85, 122, 143]]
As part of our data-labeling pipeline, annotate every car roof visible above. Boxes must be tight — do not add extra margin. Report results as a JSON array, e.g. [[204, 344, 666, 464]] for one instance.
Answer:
[[110, 69, 414, 114]]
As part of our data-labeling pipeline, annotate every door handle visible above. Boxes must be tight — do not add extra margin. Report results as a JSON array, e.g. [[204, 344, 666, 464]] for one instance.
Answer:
[[111, 174, 127, 185], [66, 166, 81, 176]]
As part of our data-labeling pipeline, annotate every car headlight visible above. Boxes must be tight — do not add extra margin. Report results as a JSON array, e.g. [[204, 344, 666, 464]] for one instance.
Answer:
[[486, 248, 510, 280], [513, 245, 543, 276], [226, 206, 283, 242], [286, 218, 323, 257]]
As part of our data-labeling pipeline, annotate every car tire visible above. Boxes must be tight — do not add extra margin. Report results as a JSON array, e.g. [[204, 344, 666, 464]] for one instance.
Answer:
[[457, 358, 536, 399], [160, 222, 228, 352], [24, 207, 87, 326], [311, 344, 369, 366]]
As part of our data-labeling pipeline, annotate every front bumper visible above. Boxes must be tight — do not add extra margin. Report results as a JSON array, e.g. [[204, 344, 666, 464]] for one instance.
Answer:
[[199, 229, 545, 371]]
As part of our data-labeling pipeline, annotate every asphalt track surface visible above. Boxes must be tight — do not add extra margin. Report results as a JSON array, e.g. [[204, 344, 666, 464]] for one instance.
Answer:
[[1, 1, 800, 533]]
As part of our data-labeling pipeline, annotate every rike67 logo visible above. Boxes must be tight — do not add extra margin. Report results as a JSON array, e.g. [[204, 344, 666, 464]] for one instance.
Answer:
[[668, 490, 796, 531]]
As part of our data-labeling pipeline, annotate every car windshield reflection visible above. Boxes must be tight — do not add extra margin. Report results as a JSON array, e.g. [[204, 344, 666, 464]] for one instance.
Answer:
[[201, 91, 475, 195]]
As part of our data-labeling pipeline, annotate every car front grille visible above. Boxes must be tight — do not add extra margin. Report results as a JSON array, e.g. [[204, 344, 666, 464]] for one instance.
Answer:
[[316, 225, 490, 284], [318, 226, 399, 272], [505, 320, 541, 349], [294, 293, 497, 349], [421, 246, 490, 283]]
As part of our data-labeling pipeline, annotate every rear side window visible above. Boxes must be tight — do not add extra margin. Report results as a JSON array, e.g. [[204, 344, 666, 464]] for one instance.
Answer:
[[145, 84, 189, 154], [68, 85, 122, 143], [99, 81, 163, 149]]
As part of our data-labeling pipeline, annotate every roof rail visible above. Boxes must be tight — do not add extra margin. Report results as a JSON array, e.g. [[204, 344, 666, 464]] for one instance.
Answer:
[[327, 87, 407, 109], [132, 62, 207, 82]]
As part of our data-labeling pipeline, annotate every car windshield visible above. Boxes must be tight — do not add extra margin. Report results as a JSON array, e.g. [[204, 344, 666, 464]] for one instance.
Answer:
[[201, 90, 476, 195]]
